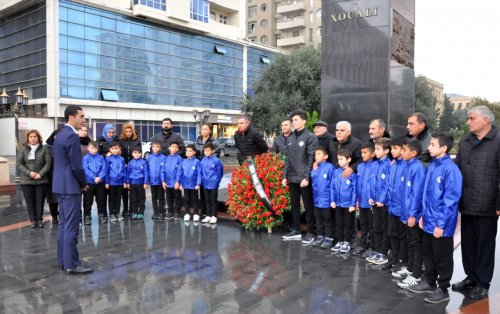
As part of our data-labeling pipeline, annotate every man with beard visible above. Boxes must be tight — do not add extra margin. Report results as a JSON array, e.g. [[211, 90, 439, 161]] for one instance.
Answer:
[[406, 112, 432, 164], [153, 118, 186, 157]]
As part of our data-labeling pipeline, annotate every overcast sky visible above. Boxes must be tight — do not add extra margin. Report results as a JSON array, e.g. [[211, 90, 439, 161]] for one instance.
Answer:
[[414, 0, 500, 102]]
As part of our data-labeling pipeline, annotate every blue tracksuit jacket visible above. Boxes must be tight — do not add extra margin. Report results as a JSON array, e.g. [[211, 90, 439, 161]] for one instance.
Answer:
[[105, 155, 126, 185], [180, 157, 202, 189], [356, 160, 377, 208], [332, 168, 357, 208], [83, 153, 107, 184], [200, 156, 223, 190], [400, 158, 426, 223], [387, 158, 407, 217], [127, 158, 149, 185], [161, 154, 183, 188], [146, 152, 165, 185], [311, 161, 335, 208], [370, 156, 391, 205], [422, 155, 462, 237]]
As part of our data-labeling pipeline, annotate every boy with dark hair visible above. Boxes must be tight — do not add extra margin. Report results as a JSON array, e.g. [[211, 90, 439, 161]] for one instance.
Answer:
[[311, 147, 336, 249], [386, 136, 409, 273], [200, 142, 224, 224], [397, 139, 426, 289], [162, 142, 183, 221], [147, 141, 166, 220], [180, 144, 202, 222], [105, 141, 127, 222], [367, 138, 391, 264], [126, 146, 148, 220], [408, 132, 462, 303], [82, 141, 108, 224], [353, 142, 377, 256], [331, 149, 357, 254]]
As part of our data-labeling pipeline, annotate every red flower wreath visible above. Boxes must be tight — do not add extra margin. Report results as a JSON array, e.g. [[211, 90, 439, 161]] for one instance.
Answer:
[[226, 152, 290, 230]]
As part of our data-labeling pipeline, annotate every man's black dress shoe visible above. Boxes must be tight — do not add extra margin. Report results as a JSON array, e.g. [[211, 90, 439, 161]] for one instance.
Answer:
[[451, 278, 475, 291], [66, 266, 93, 275], [469, 286, 488, 299]]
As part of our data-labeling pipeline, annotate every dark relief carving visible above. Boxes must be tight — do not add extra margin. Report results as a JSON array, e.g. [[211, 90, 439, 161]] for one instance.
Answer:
[[392, 10, 415, 69]]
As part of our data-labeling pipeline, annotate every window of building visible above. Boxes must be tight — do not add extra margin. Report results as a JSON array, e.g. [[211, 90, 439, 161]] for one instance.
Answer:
[[316, 27, 321, 36], [134, 0, 166, 11], [101, 89, 119, 101], [309, 12, 313, 24], [249, 37, 256, 42], [219, 14, 228, 24], [248, 6, 257, 18], [292, 31, 300, 37], [261, 19, 268, 28], [316, 9, 321, 19], [275, 33, 281, 44], [191, 0, 209, 23], [261, 35, 268, 44], [261, 4, 267, 12], [214, 45, 227, 54], [248, 22, 256, 34], [275, 18, 280, 28], [309, 28, 313, 42], [248, 0, 255, 3], [210, 11, 216, 20], [260, 56, 270, 64]]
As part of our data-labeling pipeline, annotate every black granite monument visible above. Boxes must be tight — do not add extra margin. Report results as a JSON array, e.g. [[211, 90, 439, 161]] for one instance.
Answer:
[[321, 0, 415, 141]]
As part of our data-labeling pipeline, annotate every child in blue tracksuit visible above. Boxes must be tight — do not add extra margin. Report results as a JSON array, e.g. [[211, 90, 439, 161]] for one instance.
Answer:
[[200, 142, 223, 224], [331, 149, 357, 254], [353, 142, 377, 257], [386, 136, 409, 272], [82, 141, 108, 224], [410, 132, 462, 303], [311, 147, 336, 249], [105, 142, 127, 222], [397, 139, 426, 290], [126, 146, 148, 220], [162, 142, 183, 221], [147, 141, 166, 220], [180, 144, 202, 222], [367, 138, 391, 264]]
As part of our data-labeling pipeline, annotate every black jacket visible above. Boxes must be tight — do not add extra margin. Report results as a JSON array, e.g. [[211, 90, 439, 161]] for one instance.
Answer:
[[195, 136, 221, 159], [120, 136, 141, 164], [97, 135, 118, 157], [317, 132, 333, 150], [152, 129, 186, 157], [272, 134, 290, 155], [283, 128, 318, 183], [233, 126, 268, 164], [455, 126, 500, 216], [406, 127, 432, 164], [328, 135, 362, 172]]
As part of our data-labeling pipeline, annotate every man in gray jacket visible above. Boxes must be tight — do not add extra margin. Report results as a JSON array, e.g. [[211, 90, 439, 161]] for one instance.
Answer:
[[406, 112, 432, 164], [282, 110, 318, 243], [272, 118, 292, 155]]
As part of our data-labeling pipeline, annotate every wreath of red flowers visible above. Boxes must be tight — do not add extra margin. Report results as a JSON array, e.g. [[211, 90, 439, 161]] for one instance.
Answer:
[[226, 152, 290, 231]]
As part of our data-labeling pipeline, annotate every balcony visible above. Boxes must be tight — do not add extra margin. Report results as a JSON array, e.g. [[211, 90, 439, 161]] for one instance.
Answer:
[[277, 35, 305, 47], [277, 2, 306, 14], [276, 18, 306, 30]]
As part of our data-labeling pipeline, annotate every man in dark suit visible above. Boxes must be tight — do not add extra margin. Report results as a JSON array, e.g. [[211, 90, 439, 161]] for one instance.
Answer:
[[53, 105, 92, 275]]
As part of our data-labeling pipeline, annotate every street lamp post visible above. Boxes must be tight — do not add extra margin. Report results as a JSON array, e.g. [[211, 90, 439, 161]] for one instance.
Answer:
[[192, 107, 211, 125]]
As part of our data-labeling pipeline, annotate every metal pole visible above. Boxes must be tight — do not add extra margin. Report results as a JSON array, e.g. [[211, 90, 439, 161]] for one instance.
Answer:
[[14, 109, 20, 182]]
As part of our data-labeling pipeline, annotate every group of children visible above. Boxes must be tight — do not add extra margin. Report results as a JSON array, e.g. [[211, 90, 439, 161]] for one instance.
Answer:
[[82, 140, 223, 224], [309, 132, 462, 304]]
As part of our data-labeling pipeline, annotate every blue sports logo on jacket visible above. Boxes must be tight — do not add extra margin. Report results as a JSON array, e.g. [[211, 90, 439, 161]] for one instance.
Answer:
[[357, 160, 377, 209], [105, 155, 126, 185], [332, 168, 357, 208], [422, 155, 462, 237], [161, 154, 183, 188], [400, 158, 426, 223], [83, 153, 107, 184], [146, 152, 165, 186], [387, 158, 407, 217], [370, 157, 391, 205], [127, 158, 149, 185], [200, 156, 223, 190], [311, 161, 335, 208], [180, 157, 202, 190]]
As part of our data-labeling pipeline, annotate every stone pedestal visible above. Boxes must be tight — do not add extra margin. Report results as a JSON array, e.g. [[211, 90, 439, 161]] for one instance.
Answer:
[[321, 0, 415, 141]]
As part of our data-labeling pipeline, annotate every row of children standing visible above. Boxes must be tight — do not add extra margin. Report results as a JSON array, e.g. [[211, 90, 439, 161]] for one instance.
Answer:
[[308, 131, 462, 304], [82, 139, 223, 225]]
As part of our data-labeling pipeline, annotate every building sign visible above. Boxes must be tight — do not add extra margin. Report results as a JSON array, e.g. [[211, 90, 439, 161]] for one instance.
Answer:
[[330, 7, 378, 22]]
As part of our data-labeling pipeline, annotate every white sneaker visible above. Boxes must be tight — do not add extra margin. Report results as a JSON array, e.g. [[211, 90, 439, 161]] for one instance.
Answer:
[[184, 214, 191, 221], [193, 214, 200, 222], [202, 216, 211, 223], [331, 242, 342, 252], [209, 216, 217, 224], [392, 266, 410, 279], [397, 275, 421, 289]]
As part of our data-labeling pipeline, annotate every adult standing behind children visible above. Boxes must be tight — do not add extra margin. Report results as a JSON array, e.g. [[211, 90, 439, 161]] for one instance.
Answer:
[[97, 124, 118, 157], [53, 105, 92, 274], [452, 106, 500, 300], [153, 117, 186, 157], [406, 113, 432, 164], [120, 123, 141, 217], [233, 116, 268, 165], [273, 118, 292, 155]]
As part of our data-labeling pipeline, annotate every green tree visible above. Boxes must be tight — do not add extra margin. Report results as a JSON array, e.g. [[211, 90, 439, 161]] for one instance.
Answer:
[[439, 94, 454, 131], [242, 45, 321, 135], [414, 75, 439, 130]]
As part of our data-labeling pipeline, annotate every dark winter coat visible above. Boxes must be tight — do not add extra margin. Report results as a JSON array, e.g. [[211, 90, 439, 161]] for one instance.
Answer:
[[406, 127, 432, 164], [272, 134, 290, 155], [283, 128, 318, 183], [455, 126, 500, 216], [328, 135, 362, 172], [233, 126, 268, 164], [120, 136, 141, 164], [195, 136, 221, 159], [152, 129, 186, 157], [17, 144, 52, 185], [97, 134, 118, 157]]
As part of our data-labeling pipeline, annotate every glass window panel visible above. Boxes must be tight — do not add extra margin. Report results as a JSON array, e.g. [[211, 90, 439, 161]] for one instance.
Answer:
[[116, 20, 130, 34], [169, 33, 181, 45], [101, 17, 116, 31], [145, 39, 157, 51], [144, 27, 157, 40], [130, 36, 145, 49], [84, 26, 101, 41], [84, 40, 99, 54], [59, 63, 68, 78], [84, 12, 100, 27], [60, 7, 68, 20], [101, 89, 119, 101], [68, 85, 85, 98], [68, 23, 85, 38], [59, 35, 68, 49], [130, 23, 144, 37], [68, 37, 85, 51], [85, 67, 100, 80], [60, 50, 68, 63], [59, 21, 68, 35], [67, 51, 85, 65], [68, 65, 85, 79], [67, 9, 85, 24]]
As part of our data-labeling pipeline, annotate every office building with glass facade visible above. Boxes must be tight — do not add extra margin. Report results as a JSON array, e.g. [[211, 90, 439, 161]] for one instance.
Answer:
[[0, 0, 281, 155]]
